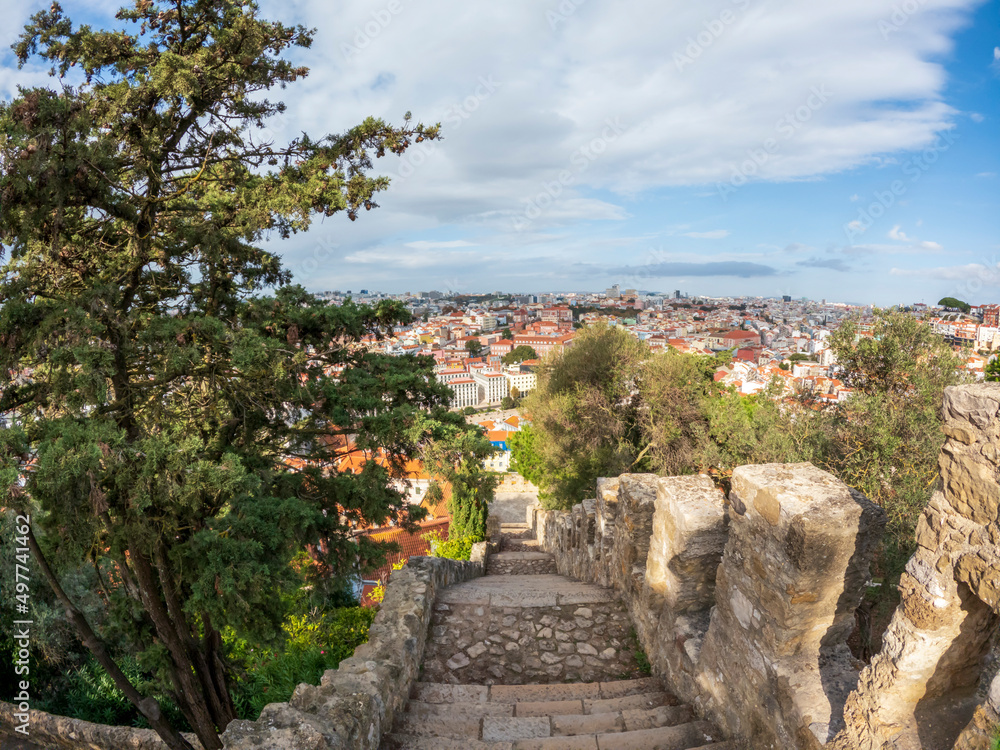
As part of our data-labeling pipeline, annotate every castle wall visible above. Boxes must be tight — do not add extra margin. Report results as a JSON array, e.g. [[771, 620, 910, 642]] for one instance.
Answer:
[[529, 463, 883, 749], [222, 549, 485, 750]]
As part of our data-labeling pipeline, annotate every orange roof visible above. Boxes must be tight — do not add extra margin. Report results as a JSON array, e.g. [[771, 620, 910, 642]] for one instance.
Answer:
[[359, 518, 451, 604]]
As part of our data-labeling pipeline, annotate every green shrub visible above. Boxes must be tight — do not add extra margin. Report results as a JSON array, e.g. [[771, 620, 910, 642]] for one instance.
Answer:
[[226, 606, 376, 720], [34, 655, 188, 730], [424, 530, 482, 561], [29, 604, 375, 727]]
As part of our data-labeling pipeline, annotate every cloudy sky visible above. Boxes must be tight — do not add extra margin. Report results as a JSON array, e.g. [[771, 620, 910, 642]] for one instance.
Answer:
[[2, 0, 998, 304]]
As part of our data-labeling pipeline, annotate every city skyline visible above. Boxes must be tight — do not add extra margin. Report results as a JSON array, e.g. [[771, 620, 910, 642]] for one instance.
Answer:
[[1, 0, 998, 304]]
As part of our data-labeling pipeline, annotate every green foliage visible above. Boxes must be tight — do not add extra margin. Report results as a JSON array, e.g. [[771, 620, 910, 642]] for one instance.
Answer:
[[422, 425, 499, 540], [501, 328, 514, 340], [628, 628, 652, 677], [500, 395, 516, 410], [509, 426, 546, 488], [424, 530, 481, 561], [0, 1, 486, 746], [465, 340, 484, 357], [637, 349, 729, 475], [226, 606, 375, 721], [463, 406, 479, 415], [986, 357, 1000, 383], [827, 310, 966, 575], [938, 297, 971, 313], [520, 324, 649, 508], [34, 654, 189, 730], [502, 345, 538, 365]]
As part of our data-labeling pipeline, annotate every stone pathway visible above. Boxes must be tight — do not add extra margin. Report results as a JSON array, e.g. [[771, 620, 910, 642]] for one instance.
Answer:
[[383, 526, 733, 749]]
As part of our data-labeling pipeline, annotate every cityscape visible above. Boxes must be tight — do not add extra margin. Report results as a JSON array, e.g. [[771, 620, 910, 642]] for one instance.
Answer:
[[2, 0, 999, 748]]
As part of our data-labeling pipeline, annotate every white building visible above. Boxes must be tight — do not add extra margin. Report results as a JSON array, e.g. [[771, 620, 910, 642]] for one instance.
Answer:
[[447, 378, 479, 409], [472, 371, 509, 404], [504, 368, 537, 396], [476, 314, 498, 332], [436, 368, 469, 384]]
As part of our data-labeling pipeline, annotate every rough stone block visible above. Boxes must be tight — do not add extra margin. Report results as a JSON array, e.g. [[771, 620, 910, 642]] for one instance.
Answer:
[[697, 462, 884, 750], [646, 475, 727, 614]]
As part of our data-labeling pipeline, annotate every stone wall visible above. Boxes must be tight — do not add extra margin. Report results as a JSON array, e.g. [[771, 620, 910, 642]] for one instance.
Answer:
[[528, 383, 1000, 750], [0, 702, 203, 750], [831, 383, 1000, 750], [222, 547, 485, 750], [697, 463, 884, 749], [0, 552, 485, 750], [528, 466, 884, 750]]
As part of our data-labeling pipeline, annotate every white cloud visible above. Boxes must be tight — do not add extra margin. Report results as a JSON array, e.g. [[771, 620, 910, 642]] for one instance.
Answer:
[[976, 172, 997, 178], [683, 230, 730, 239], [404, 240, 477, 250], [849, 194, 861, 202], [888, 225, 911, 242], [890, 262, 1000, 285]]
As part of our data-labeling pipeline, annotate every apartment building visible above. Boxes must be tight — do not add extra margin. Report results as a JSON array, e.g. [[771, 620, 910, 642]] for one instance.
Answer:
[[472, 371, 509, 404], [447, 378, 479, 409], [505, 367, 537, 396]]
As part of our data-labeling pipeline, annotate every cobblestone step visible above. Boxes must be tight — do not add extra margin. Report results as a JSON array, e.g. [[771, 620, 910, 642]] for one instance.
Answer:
[[420, 596, 645, 684], [437, 574, 616, 607], [488, 551, 559, 576]]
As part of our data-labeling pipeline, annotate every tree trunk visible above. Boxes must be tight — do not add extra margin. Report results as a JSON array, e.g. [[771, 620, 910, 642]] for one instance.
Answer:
[[26, 529, 195, 750], [128, 545, 224, 750]]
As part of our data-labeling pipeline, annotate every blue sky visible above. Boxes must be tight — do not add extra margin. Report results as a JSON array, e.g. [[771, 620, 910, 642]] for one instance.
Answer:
[[2, 0, 998, 304]]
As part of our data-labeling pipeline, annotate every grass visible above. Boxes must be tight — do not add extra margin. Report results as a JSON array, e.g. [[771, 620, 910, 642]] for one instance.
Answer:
[[629, 627, 652, 677]]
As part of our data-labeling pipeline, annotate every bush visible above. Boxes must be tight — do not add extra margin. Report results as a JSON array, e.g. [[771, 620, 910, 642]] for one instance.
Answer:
[[226, 606, 376, 720], [34, 655, 188, 730], [29, 603, 375, 727], [424, 530, 482, 561]]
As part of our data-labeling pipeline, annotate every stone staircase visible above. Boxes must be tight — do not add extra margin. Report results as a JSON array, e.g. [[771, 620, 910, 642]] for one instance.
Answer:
[[381, 524, 731, 750]]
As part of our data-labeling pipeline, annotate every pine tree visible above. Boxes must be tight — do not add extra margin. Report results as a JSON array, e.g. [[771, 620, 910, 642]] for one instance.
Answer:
[[0, 2, 485, 748]]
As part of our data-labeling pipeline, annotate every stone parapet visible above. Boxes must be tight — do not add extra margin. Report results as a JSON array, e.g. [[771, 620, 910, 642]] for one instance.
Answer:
[[0, 703, 203, 750], [221, 552, 485, 750], [527, 465, 884, 750], [697, 463, 884, 749], [832, 383, 1000, 750], [644, 475, 728, 700]]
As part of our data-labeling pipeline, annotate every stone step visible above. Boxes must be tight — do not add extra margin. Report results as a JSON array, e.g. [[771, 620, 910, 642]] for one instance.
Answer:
[[412, 677, 666, 705], [383, 720, 719, 749], [436, 574, 616, 607], [487, 551, 559, 576], [406, 693, 695, 736], [381, 736, 511, 749], [489, 551, 554, 560]]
